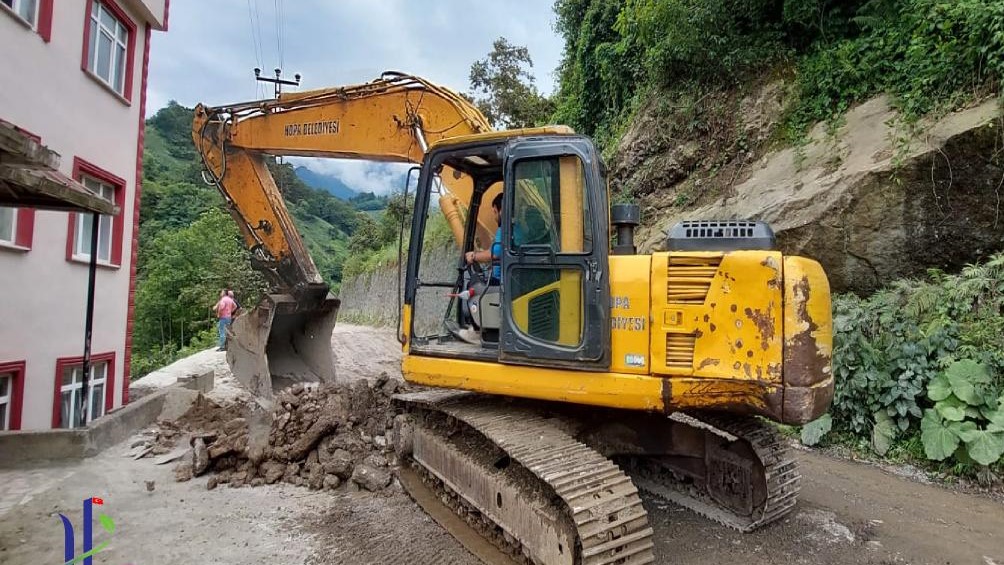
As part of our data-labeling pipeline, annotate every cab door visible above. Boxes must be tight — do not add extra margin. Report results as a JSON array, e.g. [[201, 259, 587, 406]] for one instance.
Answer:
[[499, 136, 610, 368]]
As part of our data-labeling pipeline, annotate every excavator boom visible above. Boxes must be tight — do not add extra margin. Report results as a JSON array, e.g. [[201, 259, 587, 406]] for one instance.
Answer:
[[192, 72, 494, 399]]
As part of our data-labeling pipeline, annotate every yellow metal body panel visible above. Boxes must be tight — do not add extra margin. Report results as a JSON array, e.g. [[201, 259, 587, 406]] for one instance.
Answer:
[[403, 355, 664, 412], [608, 255, 652, 375], [780, 256, 834, 423], [650, 251, 783, 384], [401, 304, 413, 354], [192, 73, 531, 268], [427, 126, 576, 151]]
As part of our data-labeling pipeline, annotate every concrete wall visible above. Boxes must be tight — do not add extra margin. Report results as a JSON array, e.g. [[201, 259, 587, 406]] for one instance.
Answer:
[[0, 0, 166, 430], [338, 242, 458, 336]]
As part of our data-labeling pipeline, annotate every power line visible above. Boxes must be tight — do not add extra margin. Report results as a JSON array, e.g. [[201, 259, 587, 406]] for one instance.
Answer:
[[246, 0, 265, 98], [274, 0, 282, 70]]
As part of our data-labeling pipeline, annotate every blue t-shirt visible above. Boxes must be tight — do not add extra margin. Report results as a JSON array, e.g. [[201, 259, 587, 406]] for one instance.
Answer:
[[491, 228, 502, 281]]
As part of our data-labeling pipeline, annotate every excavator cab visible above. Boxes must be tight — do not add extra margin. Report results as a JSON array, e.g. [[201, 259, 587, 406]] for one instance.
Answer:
[[405, 133, 610, 368]]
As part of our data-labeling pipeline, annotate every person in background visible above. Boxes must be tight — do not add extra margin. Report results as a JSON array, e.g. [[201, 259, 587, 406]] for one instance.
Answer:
[[213, 289, 237, 351], [227, 289, 241, 315]]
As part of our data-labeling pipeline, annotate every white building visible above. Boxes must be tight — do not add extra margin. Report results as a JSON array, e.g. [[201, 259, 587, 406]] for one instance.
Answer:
[[0, 0, 168, 430]]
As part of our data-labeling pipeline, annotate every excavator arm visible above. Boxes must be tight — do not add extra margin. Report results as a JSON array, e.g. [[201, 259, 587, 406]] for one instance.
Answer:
[[191, 72, 494, 400]]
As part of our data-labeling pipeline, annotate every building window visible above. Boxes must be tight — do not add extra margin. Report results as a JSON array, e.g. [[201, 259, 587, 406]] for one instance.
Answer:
[[86, 1, 130, 95], [1, 0, 39, 28], [73, 177, 115, 263], [68, 157, 125, 267], [0, 361, 25, 431], [58, 361, 108, 428], [0, 371, 13, 430], [0, 207, 16, 245]]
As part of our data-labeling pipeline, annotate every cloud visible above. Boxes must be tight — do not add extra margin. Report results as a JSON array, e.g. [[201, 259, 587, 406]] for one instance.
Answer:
[[148, 0, 564, 114], [288, 157, 412, 196]]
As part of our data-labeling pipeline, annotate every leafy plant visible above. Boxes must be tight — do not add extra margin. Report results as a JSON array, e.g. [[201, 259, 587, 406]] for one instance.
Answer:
[[801, 413, 832, 446], [920, 360, 1004, 466]]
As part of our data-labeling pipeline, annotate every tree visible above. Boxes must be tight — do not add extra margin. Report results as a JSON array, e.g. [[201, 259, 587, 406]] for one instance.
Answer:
[[469, 37, 555, 129]]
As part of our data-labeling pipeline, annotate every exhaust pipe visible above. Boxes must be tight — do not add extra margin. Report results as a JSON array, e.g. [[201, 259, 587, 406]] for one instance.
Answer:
[[226, 293, 340, 405]]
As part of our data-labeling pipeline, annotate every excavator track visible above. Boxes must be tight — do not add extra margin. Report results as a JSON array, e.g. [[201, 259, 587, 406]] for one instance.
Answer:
[[624, 412, 801, 532], [395, 391, 656, 565]]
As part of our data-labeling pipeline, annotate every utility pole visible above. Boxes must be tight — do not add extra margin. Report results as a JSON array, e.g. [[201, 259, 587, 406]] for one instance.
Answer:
[[254, 68, 301, 183], [254, 67, 300, 99]]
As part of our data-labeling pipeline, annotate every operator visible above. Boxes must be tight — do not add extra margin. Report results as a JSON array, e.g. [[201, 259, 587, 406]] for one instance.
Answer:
[[464, 193, 504, 285]]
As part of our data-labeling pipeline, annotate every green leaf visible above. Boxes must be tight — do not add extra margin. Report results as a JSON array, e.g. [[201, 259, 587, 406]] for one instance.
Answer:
[[986, 409, 1004, 433], [927, 373, 952, 401], [871, 412, 897, 456], [921, 409, 960, 461], [946, 360, 990, 405], [801, 414, 832, 447], [948, 420, 977, 437], [98, 513, 115, 534], [959, 430, 1004, 466], [935, 396, 967, 422]]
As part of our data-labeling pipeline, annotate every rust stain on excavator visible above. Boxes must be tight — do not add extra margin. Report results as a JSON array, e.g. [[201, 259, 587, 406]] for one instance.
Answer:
[[761, 256, 782, 289], [744, 304, 776, 351], [785, 276, 829, 387], [698, 358, 720, 370]]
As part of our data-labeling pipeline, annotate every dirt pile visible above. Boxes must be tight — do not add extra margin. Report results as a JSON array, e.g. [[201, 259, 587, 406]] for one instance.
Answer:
[[168, 374, 406, 493]]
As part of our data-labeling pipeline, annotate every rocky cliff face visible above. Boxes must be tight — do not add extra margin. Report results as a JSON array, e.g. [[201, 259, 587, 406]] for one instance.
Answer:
[[341, 91, 1004, 299], [620, 88, 1004, 293]]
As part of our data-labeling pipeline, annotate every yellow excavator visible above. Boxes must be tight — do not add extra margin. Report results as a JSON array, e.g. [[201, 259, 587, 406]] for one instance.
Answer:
[[193, 71, 832, 565]]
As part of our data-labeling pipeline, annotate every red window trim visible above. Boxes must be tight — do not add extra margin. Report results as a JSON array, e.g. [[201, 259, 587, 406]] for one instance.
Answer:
[[0, 125, 38, 252], [66, 156, 126, 268], [52, 352, 116, 428], [80, 0, 137, 103], [122, 23, 153, 406], [37, 0, 53, 42], [0, 360, 26, 431]]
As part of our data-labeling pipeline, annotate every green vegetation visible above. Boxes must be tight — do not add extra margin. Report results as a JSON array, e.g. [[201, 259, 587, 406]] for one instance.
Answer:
[[802, 255, 1004, 476], [551, 0, 1004, 149], [469, 37, 555, 129], [132, 102, 373, 378]]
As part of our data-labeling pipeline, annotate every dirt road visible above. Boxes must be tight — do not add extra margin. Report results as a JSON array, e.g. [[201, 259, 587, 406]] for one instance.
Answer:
[[1, 324, 1001, 564]]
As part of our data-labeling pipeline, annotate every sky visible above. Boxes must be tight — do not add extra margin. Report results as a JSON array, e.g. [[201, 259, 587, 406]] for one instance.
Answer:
[[147, 0, 565, 195]]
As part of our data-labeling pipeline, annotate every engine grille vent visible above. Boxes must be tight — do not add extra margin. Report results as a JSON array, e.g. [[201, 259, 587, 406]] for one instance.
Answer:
[[665, 333, 696, 371], [667, 255, 722, 303]]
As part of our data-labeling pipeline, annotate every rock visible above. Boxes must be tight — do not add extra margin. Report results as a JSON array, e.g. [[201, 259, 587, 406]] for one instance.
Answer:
[[282, 463, 300, 483], [190, 431, 218, 445], [363, 454, 387, 468], [260, 461, 285, 485], [351, 463, 391, 492], [174, 462, 193, 482], [380, 378, 400, 396], [629, 95, 1004, 293], [206, 476, 219, 491], [322, 449, 354, 479], [250, 478, 265, 487], [192, 438, 210, 476], [223, 417, 247, 434], [151, 445, 172, 456], [323, 475, 341, 490], [130, 438, 149, 449], [291, 383, 304, 395], [373, 435, 387, 448], [145, 480, 155, 492]]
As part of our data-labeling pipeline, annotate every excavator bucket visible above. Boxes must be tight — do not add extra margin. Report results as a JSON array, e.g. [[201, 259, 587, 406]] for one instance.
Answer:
[[226, 293, 340, 404]]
